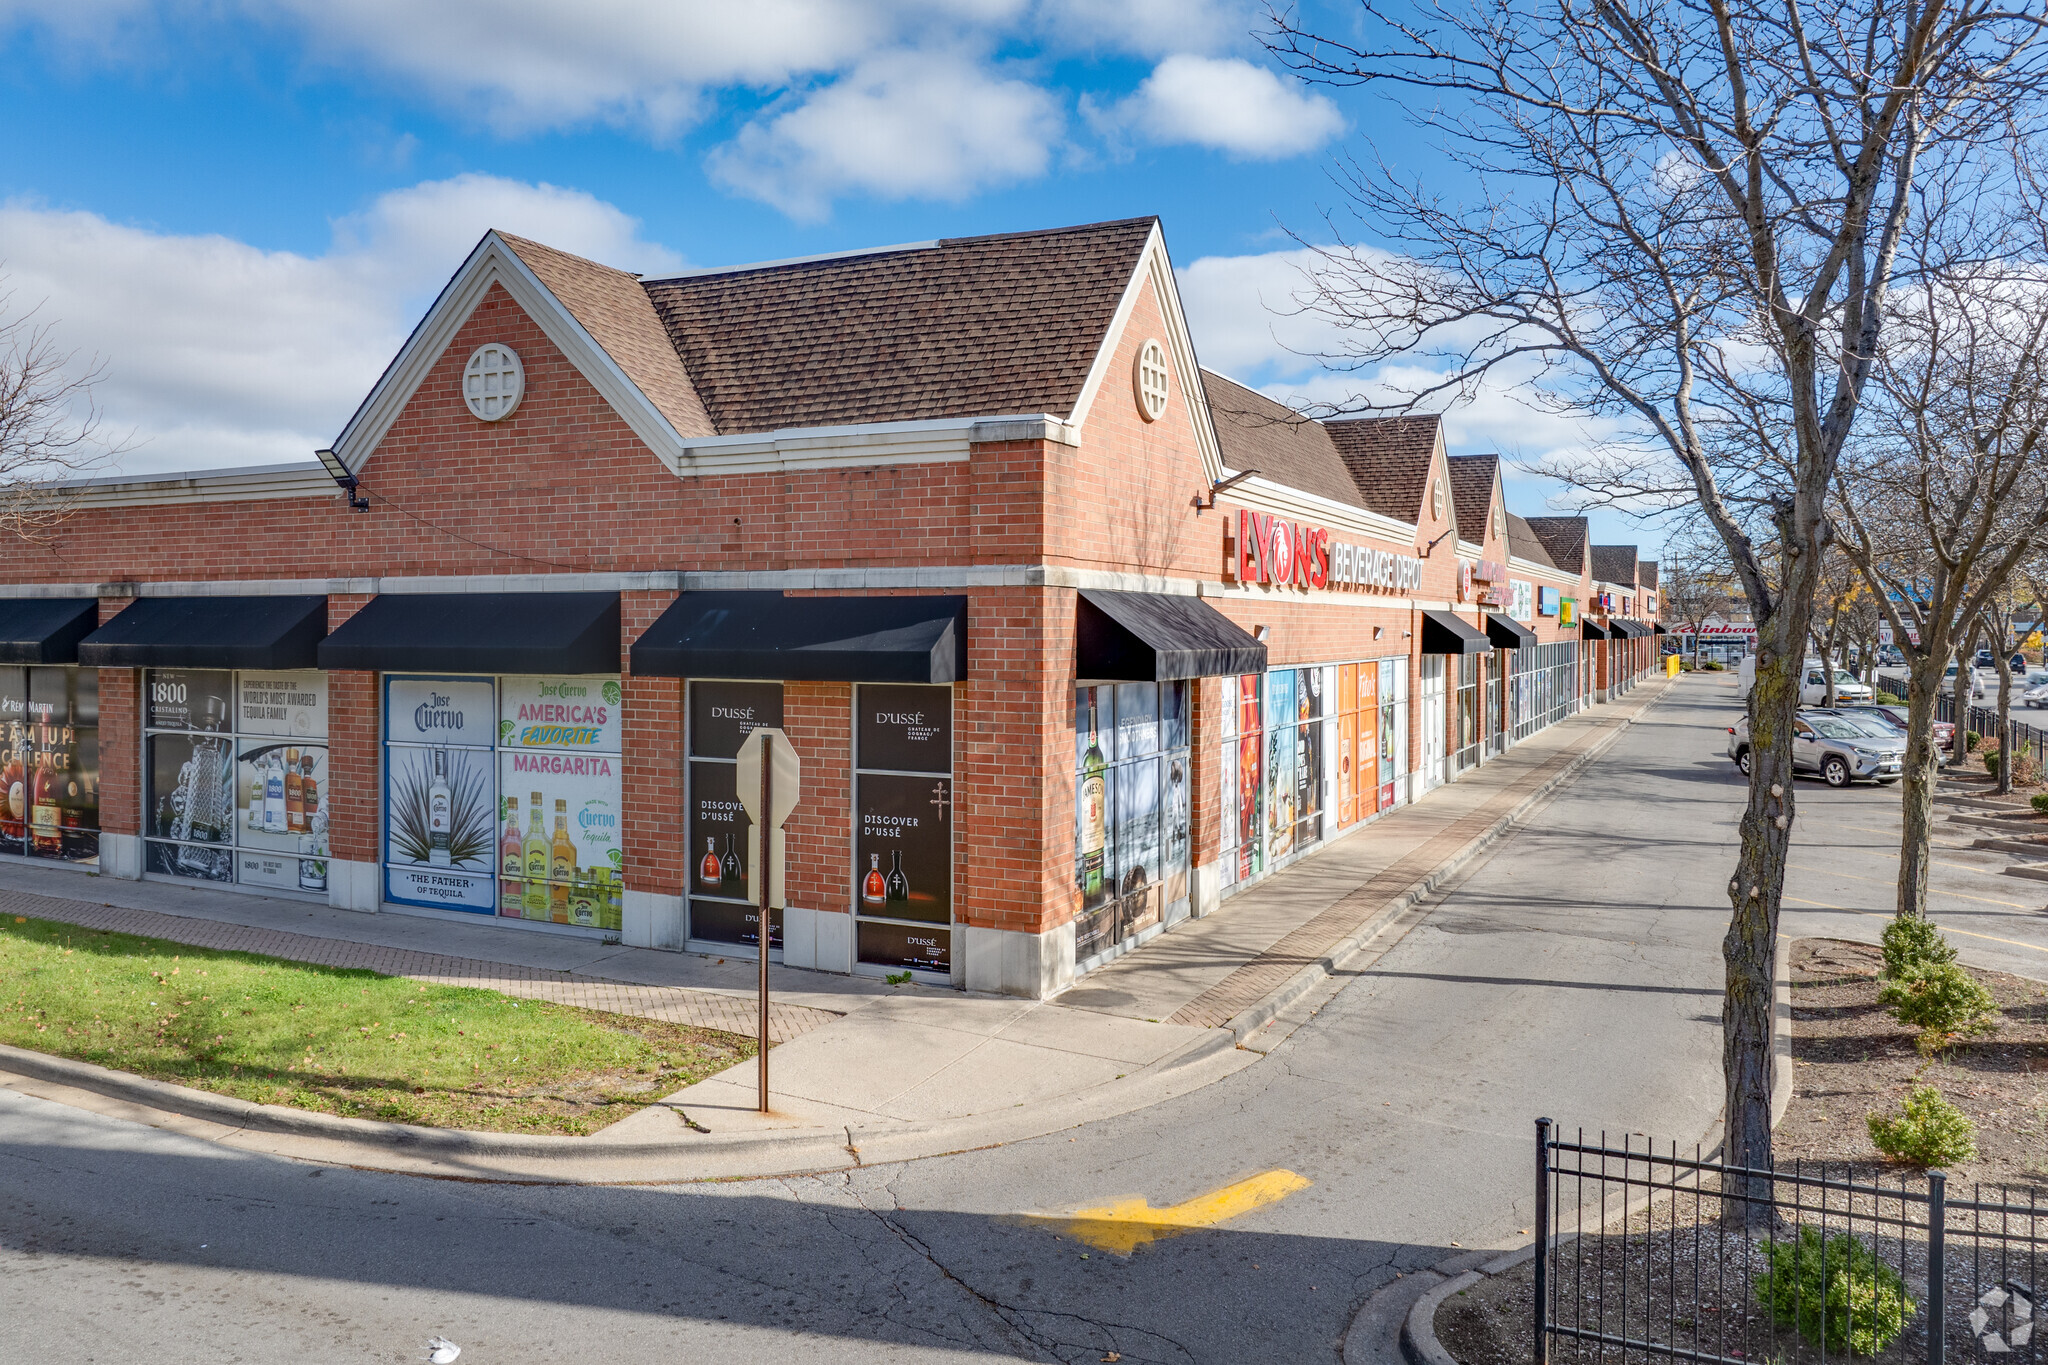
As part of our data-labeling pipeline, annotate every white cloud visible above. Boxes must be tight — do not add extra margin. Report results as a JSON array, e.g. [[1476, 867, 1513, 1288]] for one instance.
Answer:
[[707, 52, 1064, 221], [0, 175, 683, 476], [1104, 55, 1343, 159]]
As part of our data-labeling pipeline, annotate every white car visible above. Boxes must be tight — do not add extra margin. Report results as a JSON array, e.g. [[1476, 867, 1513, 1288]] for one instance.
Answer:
[[2025, 680, 2048, 709], [1798, 664, 1872, 705]]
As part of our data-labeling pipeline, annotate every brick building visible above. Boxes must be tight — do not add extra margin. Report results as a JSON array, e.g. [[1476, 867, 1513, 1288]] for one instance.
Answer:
[[0, 217, 1660, 999]]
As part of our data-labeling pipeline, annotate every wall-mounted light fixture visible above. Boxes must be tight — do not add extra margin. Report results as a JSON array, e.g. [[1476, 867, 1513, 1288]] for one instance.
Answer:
[[1420, 528, 1455, 557], [1192, 468, 1261, 513], [1253, 624, 1271, 641], [315, 448, 370, 513], [1373, 626, 1385, 641]]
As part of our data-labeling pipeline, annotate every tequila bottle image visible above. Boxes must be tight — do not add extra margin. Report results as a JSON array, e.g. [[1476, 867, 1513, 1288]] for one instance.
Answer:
[[569, 871, 597, 927], [264, 751, 287, 835], [699, 837, 721, 887], [297, 833, 327, 893], [550, 799, 575, 923], [862, 852, 886, 904], [498, 796, 522, 914], [884, 848, 910, 903], [1079, 693, 1107, 906], [719, 831, 742, 886], [299, 752, 319, 827], [426, 748, 452, 867], [248, 764, 266, 831], [522, 791, 549, 917], [284, 747, 304, 832]]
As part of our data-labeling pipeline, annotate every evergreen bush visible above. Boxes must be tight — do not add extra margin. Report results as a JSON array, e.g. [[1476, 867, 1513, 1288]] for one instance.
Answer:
[[1866, 1086, 1978, 1166], [1755, 1226, 1914, 1355], [1880, 915, 1956, 979], [2031, 793, 2048, 814], [1873, 691, 1902, 704], [1878, 960, 1999, 1051], [1967, 730, 1983, 751]]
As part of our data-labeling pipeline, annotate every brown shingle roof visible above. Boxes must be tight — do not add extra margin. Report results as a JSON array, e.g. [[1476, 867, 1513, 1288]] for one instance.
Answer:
[[1324, 415, 1440, 523], [1201, 371, 1367, 511], [639, 218, 1155, 434], [1506, 513, 1560, 571], [1590, 545, 1641, 586], [498, 233, 715, 439], [1523, 517, 1588, 574], [1638, 560, 1660, 589], [1445, 454, 1498, 542]]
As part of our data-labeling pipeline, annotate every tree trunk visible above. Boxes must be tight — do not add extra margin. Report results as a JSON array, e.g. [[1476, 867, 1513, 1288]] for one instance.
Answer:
[[1996, 651, 2014, 795], [1897, 655, 1945, 920], [1954, 631, 1977, 767]]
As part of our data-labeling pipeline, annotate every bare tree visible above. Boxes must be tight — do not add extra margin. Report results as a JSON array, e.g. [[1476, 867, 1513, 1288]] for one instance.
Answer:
[[1833, 226, 2048, 915], [1265, 0, 2048, 1178], [1662, 527, 1743, 667], [0, 286, 123, 539]]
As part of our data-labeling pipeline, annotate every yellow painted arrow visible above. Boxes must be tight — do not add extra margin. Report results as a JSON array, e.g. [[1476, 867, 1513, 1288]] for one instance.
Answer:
[[1026, 1169, 1311, 1256]]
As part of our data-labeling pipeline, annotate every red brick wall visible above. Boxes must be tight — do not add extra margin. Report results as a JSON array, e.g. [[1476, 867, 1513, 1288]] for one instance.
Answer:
[[620, 590, 682, 902], [95, 595, 138, 839], [781, 682, 852, 920]]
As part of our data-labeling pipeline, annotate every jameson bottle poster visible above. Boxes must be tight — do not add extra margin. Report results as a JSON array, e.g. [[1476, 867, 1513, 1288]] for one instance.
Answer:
[[147, 668, 233, 733], [857, 684, 951, 774], [687, 759, 751, 898], [689, 681, 782, 759], [854, 772, 952, 925]]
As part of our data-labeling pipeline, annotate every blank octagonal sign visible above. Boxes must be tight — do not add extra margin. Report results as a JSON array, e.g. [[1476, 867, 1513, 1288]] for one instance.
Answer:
[[1132, 337, 1171, 422], [463, 344, 525, 421]]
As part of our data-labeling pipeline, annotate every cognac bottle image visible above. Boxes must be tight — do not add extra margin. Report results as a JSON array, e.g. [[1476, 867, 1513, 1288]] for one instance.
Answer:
[[862, 852, 886, 904], [699, 837, 722, 887], [719, 832, 742, 886], [1079, 693, 1107, 906], [884, 848, 910, 903]]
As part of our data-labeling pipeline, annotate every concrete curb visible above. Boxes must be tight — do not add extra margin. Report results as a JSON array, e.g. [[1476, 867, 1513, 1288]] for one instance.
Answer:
[[1231, 679, 1674, 1048]]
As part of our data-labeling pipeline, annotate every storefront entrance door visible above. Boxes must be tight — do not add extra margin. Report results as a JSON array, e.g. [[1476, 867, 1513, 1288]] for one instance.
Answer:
[[1419, 656, 1446, 790]]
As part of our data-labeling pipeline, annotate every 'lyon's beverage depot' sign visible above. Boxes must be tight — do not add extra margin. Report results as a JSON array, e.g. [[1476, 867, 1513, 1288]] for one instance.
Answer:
[[1226, 509, 1424, 596]]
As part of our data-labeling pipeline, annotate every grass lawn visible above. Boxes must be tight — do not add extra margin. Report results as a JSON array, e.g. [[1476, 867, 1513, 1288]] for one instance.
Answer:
[[0, 914, 754, 1135]]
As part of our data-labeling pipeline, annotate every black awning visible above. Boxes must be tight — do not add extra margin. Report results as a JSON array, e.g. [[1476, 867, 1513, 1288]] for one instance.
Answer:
[[1484, 613, 1538, 650], [1077, 589, 1266, 681], [0, 598, 100, 664], [78, 596, 327, 670], [1581, 619, 1611, 640], [630, 591, 965, 683], [1421, 608, 1491, 655], [1614, 618, 1650, 639], [318, 593, 618, 674], [1652, 621, 1671, 635]]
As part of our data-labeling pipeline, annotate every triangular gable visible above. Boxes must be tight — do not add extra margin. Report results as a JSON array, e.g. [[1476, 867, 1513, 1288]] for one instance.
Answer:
[[1066, 220, 1226, 482], [328, 231, 701, 475]]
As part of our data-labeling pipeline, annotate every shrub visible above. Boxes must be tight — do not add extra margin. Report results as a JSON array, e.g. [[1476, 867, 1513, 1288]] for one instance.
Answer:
[[1878, 960, 1999, 1051], [2031, 792, 2048, 814], [1867, 1085, 1978, 1166], [2011, 752, 2043, 786], [1874, 691, 1902, 704], [1880, 914, 1957, 979], [1701, 661, 1725, 671], [1755, 1226, 1915, 1355], [1985, 749, 2002, 776], [1967, 730, 1983, 751]]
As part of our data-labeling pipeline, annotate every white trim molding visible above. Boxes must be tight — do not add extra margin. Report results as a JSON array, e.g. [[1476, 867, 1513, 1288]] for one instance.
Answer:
[[57, 462, 341, 509], [1223, 477, 1419, 547]]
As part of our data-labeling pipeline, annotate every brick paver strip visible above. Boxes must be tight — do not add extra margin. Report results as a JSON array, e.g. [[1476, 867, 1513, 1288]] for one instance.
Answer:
[[1165, 692, 1656, 1029], [0, 888, 840, 1044]]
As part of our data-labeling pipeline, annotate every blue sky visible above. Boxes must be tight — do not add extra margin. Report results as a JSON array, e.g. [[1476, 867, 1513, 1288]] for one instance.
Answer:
[[0, 0, 1667, 555]]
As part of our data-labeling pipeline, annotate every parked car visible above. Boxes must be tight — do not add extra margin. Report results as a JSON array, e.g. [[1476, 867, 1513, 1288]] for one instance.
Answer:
[[2014, 653, 2029, 674], [1976, 648, 1996, 668], [1871, 704, 1956, 759], [1798, 663, 1873, 705], [1726, 710, 1905, 786], [2025, 680, 2048, 709]]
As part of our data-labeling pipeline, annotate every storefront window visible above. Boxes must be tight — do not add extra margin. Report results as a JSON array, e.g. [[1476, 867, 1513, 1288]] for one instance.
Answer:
[[687, 681, 780, 948], [1454, 654, 1481, 772], [146, 670, 326, 891], [1074, 680, 1190, 965], [857, 683, 955, 975], [0, 667, 100, 865], [384, 674, 623, 930]]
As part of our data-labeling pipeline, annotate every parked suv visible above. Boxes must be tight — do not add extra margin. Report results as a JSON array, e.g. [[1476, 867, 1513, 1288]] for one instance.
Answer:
[[1726, 710, 1906, 786]]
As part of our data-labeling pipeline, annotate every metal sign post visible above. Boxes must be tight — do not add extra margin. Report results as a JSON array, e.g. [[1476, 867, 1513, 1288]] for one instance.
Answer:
[[733, 726, 800, 1115]]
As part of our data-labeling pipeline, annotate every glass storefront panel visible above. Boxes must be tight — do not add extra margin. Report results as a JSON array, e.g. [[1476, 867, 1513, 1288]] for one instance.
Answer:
[[146, 668, 324, 891], [687, 680, 781, 947], [858, 683, 954, 974], [1074, 680, 1189, 966], [383, 673, 622, 928], [0, 666, 101, 865]]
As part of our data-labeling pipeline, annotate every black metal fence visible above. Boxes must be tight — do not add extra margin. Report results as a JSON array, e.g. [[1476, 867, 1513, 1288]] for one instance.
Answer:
[[1872, 673, 2048, 773], [1535, 1121, 2045, 1365]]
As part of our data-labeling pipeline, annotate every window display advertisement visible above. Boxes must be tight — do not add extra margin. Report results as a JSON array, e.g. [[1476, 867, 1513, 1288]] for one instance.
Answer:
[[237, 672, 327, 738], [1235, 675, 1263, 882], [858, 684, 953, 972], [687, 681, 783, 947], [1263, 668, 1296, 864], [0, 668, 101, 865], [383, 676, 497, 913], [496, 675, 623, 929]]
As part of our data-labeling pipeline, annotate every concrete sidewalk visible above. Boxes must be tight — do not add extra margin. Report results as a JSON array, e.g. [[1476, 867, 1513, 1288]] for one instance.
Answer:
[[0, 675, 1672, 1181]]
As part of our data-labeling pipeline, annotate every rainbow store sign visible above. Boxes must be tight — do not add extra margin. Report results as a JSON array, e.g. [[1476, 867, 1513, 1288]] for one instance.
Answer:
[[1226, 509, 1424, 595]]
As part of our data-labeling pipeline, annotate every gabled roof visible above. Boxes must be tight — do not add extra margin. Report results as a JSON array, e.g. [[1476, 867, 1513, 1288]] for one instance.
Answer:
[[499, 233, 714, 438], [1638, 560, 1660, 589], [1590, 545, 1641, 587], [1523, 517, 1589, 574], [1506, 513, 1560, 571], [1202, 371, 1369, 512], [1324, 415, 1441, 523], [1445, 454, 1499, 542], [640, 218, 1157, 433]]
